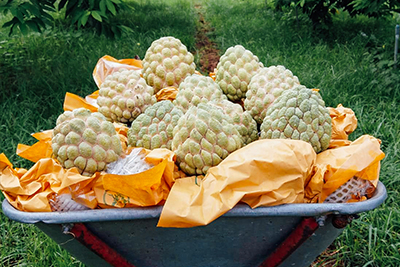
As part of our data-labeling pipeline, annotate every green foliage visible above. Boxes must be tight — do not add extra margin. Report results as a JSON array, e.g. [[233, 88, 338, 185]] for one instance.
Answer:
[[274, 0, 344, 28], [352, 0, 400, 17], [361, 32, 400, 96], [274, 0, 400, 30], [0, 0, 133, 37]]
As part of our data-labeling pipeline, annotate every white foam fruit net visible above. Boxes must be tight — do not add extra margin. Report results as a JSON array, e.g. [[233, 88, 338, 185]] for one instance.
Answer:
[[105, 148, 154, 175], [324, 176, 374, 203], [49, 193, 90, 212]]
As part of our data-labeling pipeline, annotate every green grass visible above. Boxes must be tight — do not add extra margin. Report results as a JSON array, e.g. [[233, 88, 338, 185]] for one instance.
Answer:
[[1, 0, 400, 266]]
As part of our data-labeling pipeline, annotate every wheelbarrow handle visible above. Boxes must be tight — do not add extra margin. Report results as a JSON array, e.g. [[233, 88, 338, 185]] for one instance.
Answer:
[[67, 223, 137, 267], [259, 213, 359, 267], [259, 217, 319, 267]]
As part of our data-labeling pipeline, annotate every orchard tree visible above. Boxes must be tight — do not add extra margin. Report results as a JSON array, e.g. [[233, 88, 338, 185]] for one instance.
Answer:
[[274, 0, 400, 29], [0, 0, 133, 37]]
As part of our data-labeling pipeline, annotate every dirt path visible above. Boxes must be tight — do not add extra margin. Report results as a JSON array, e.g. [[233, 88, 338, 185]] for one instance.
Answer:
[[193, 4, 220, 74]]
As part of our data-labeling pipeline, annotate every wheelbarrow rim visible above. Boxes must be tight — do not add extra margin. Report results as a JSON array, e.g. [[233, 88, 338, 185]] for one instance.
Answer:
[[1, 181, 387, 225]]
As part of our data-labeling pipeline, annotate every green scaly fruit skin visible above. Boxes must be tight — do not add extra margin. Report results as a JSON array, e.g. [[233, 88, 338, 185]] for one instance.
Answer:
[[142, 36, 196, 93], [209, 99, 258, 145], [260, 86, 332, 153], [51, 108, 123, 176], [215, 45, 263, 101], [127, 100, 184, 150], [171, 103, 243, 175], [244, 65, 301, 124], [97, 69, 156, 124], [173, 74, 227, 113]]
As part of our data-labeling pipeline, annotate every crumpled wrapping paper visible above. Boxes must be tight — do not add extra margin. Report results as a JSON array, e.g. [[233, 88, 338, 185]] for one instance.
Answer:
[[0, 128, 178, 211], [94, 148, 180, 208], [157, 133, 384, 227], [328, 104, 358, 148], [0, 153, 97, 212], [155, 86, 179, 101], [92, 55, 142, 88], [305, 135, 384, 203], [157, 104, 384, 227], [16, 130, 53, 163], [63, 92, 99, 112], [92, 55, 179, 102], [157, 139, 317, 227]]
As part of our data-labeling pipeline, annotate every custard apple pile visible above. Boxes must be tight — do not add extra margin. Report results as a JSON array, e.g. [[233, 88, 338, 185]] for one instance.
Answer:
[[215, 45, 263, 101], [171, 103, 243, 175], [142, 36, 196, 93], [244, 65, 301, 124], [93, 37, 334, 177], [97, 69, 156, 123], [260, 86, 332, 153], [209, 100, 258, 145], [127, 100, 184, 150], [52, 108, 123, 176], [173, 74, 227, 113]]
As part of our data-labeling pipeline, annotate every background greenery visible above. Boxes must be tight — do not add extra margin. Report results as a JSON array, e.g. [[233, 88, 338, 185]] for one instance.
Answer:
[[0, 0, 134, 37], [1, 0, 400, 266], [274, 0, 400, 30]]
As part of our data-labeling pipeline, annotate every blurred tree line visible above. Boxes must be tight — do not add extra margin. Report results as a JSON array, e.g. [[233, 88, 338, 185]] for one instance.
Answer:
[[0, 0, 133, 37], [274, 0, 400, 29]]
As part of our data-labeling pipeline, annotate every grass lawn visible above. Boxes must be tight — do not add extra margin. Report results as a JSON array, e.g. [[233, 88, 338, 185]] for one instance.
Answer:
[[1, 0, 400, 266]]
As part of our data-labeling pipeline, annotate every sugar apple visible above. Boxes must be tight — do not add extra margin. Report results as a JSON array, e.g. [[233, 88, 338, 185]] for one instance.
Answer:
[[260, 86, 332, 153], [127, 100, 184, 150], [215, 45, 263, 101], [142, 36, 196, 93], [172, 103, 243, 175], [52, 108, 123, 176], [173, 74, 227, 113], [97, 69, 157, 124], [209, 100, 258, 145], [244, 65, 301, 124]]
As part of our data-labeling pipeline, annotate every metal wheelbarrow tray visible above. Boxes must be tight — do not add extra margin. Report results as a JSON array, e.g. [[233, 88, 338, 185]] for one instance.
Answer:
[[2, 181, 387, 267]]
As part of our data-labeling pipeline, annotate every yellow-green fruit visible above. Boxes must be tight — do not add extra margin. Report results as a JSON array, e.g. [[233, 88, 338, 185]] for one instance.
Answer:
[[97, 69, 157, 123], [142, 36, 196, 93], [172, 103, 243, 175], [209, 100, 258, 145], [52, 108, 123, 176], [244, 65, 300, 124], [127, 100, 184, 150], [215, 45, 263, 101], [173, 74, 227, 113], [260, 86, 332, 153]]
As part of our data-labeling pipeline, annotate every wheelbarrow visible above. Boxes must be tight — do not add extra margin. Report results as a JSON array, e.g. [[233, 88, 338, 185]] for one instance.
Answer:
[[2, 181, 387, 267]]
